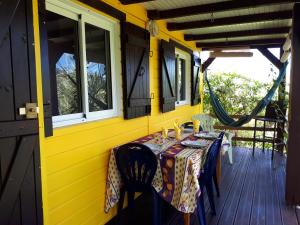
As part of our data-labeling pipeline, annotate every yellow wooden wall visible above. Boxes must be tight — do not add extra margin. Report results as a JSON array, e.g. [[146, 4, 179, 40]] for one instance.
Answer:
[[32, 0, 203, 225]]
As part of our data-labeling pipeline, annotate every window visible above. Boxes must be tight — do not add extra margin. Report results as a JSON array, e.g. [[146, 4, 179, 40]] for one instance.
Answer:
[[175, 57, 186, 102], [45, 0, 121, 127], [175, 49, 191, 106]]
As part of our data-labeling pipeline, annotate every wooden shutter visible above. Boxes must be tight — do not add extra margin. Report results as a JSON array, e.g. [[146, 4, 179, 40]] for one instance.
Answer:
[[191, 55, 201, 106], [122, 22, 151, 119], [38, 0, 53, 137], [0, 0, 43, 224], [160, 40, 176, 112]]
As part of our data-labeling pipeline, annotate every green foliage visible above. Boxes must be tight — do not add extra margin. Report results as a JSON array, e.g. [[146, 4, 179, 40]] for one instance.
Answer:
[[56, 69, 81, 115], [55, 54, 110, 115], [203, 72, 276, 148], [87, 68, 110, 112], [203, 72, 273, 117]]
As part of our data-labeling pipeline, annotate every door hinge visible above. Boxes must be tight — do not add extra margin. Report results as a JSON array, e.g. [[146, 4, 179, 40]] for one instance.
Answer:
[[19, 103, 39, 119]]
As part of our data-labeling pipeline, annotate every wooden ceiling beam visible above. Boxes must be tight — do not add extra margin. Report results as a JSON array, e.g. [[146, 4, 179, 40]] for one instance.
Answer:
[[148, 0, 295, 20], [120, 0, 155, 4], [196, 38, 285, 48], [257, 47, 284, 69], [184, 27, 290, 41], [201, 58, 215, 73], [209, 51, 254, 58], [167, 11, 292, 31], [202, 44, 282, 51]]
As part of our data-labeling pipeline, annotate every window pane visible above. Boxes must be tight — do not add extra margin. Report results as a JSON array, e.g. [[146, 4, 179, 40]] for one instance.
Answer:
[[46, 11, 82, 116], [85, 23, 112, 112], [176, 57, 186, 102]]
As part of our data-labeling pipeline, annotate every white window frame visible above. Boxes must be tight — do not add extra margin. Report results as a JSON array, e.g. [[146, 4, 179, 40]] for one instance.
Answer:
[[175, 48, 191, 107], [46, 0, 122, 128]]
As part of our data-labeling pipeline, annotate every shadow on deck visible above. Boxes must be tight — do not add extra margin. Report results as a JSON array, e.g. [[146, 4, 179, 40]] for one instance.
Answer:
[[107, 148, 300, 225]]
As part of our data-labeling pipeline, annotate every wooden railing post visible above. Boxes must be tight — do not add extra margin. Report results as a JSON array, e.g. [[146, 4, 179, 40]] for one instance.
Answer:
[[277, 49, 287, 152]]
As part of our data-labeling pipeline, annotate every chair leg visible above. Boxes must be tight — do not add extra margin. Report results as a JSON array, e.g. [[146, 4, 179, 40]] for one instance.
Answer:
[[213, 172, 220, 197], [117, 188, 125, 225], [228, 145, 233, 164], [127, 191, 135, 224], [152, 189, 161, 225], [196, 193, 207, 225], [206, 180, 216, 215]]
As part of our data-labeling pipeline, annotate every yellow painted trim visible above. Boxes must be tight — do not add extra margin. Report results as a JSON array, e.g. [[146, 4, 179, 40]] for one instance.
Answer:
[[32, 0, 49, 225]]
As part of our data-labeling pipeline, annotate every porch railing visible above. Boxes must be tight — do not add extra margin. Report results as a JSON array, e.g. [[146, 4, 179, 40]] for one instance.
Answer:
[[211, 114, 287, 147]]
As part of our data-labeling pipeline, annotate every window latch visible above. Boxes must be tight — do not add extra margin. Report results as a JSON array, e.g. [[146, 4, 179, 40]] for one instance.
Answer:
[[19, 103, 39, 119]]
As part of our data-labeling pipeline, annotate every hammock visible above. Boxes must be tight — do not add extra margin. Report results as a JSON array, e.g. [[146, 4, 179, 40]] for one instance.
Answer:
[[205, 63, 288, 127]]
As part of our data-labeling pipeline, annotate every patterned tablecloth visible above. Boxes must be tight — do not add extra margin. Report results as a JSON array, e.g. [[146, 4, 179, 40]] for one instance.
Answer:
[[104, 131, 214, 214]]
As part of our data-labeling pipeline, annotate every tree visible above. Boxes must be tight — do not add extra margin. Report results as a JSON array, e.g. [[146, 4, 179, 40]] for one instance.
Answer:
[[203, 71, 276, 147], [203, 72, 273, 118], [56, 54, 110, 115]]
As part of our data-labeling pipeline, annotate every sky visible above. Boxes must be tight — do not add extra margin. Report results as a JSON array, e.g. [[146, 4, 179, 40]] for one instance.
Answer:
[[200, 48, 291, 86]]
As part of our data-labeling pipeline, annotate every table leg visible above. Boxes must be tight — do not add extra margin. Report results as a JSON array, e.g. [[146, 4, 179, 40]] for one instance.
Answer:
[[216, 153, 222, 184], [183, 213, 190, 225]]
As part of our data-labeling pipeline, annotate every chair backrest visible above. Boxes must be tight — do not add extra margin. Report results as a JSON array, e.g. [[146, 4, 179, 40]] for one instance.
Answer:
[[181, 121, 203, 131], [182, 121, 193, 129], [115, 143, 157, 192], [265, 101, 279, 119], [201, 132, 225, 183], [192, 114, 215, 132]]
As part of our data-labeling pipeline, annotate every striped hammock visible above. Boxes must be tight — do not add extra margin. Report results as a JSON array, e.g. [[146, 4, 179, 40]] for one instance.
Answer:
[[205, 63, 288, 127]]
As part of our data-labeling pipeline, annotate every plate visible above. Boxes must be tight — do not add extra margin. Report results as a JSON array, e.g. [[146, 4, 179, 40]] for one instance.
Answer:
[[194, 132, 218, 139], [143, 143, 164, 154], [181, 140, 208, 148], [182, 128, 193, 133]]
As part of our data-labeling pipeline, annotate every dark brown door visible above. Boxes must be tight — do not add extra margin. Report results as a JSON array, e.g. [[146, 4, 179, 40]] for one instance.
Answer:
[[0, 0, 43, 225]]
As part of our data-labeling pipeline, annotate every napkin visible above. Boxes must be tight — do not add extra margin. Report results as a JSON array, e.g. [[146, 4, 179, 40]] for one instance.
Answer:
[[162, 127, 169, 139], [193, 119, 200, 133], [174, 121, 181, 140]]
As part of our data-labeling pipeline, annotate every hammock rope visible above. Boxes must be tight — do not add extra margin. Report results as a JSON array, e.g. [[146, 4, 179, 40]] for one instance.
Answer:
[[205, 63, 288, 127]]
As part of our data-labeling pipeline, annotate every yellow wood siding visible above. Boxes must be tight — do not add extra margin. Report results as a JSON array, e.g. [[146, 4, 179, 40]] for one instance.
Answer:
[[32, 0, 203, 224]]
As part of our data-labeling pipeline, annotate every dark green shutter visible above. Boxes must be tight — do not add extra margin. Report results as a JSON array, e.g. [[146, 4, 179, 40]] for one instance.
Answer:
[[191, 55, 201, 106], [122, 22, 151, 119], [160, 40, 176, 112]]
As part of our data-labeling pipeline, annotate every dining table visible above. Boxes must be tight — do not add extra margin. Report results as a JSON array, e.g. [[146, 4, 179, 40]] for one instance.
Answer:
[[105, 129, 221, 225]]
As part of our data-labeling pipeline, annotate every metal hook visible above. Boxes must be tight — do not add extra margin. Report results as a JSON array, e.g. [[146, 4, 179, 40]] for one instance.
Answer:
[[210, 12, 214, 23], [151, 93, 155, 99], [149, 50, 153, 57], [139, 67, 145, 76]]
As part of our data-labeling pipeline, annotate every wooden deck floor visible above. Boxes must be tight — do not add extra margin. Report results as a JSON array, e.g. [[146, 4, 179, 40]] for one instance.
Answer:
[[107, 148, 300, 225]]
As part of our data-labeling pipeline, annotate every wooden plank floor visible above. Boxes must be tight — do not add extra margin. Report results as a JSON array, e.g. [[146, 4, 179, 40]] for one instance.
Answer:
[[107, 148, 300, 225]]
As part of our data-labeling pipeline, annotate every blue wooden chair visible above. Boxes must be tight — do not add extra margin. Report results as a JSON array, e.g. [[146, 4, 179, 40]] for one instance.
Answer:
[[115, 143, 161, 225], [192, 114, 234, 164], [196, 132, 225, 225]]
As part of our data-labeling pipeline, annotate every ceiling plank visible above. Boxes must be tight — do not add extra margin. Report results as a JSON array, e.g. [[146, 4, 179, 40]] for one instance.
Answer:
[[120, 0, 155, 4], [148, 0, 295, 20], [167, 11, 292, 31], [184, 27, 290, 41], [196, 38, 285, 48]]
